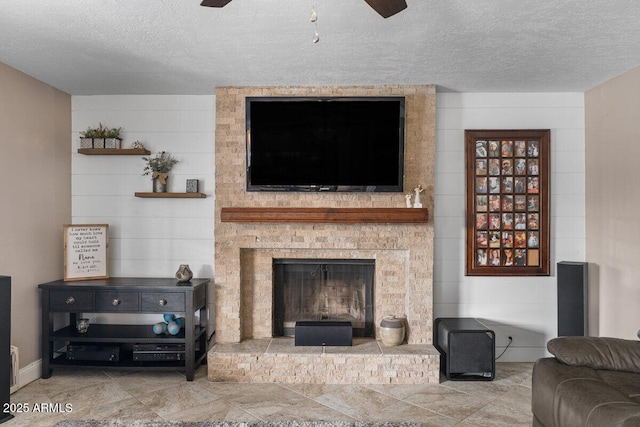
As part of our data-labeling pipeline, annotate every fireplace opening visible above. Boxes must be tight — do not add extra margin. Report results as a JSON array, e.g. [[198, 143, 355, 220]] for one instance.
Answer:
[[273, 259, 374, 338]]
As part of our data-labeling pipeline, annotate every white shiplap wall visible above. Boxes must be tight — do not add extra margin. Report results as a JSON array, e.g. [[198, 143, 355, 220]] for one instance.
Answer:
[[70, 92, 584, 357], [71, 95, 215, 324], [434, 93, 586, 361]]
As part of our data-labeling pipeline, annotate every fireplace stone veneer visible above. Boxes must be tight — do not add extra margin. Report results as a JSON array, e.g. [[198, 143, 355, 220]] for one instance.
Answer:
[[234, 241, 434, 342], [208, 338, 441, 384], [211, 85, 437, 384]]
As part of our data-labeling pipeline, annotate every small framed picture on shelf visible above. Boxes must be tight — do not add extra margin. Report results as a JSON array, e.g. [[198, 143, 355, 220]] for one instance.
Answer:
[[186, 179, 199, 193], [465, 129, 550, 276]]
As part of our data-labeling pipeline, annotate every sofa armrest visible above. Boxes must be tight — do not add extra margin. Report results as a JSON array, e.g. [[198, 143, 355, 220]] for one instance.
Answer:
[[547, 337, 640, 373]]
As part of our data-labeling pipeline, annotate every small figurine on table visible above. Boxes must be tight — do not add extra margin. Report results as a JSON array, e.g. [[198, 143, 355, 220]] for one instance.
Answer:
[[405, 193, 413, 208]]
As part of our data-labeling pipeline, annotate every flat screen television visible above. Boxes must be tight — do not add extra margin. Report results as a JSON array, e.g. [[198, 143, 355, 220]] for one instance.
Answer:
[[246, 96, 405, 192]]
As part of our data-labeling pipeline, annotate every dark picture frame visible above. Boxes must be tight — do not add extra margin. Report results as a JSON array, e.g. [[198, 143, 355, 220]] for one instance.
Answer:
[[465, 130, 550, 276]]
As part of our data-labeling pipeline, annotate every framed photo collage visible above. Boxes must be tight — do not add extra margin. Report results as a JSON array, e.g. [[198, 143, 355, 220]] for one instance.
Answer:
[[465, 130, 550, 276]]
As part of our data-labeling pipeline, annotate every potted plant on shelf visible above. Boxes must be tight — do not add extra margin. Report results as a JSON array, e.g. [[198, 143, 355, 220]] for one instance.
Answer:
[[79, 123, 106, 148], [104, 126, 122, 149], [79, 123, 122, 149], [142, 151, 179, 193]]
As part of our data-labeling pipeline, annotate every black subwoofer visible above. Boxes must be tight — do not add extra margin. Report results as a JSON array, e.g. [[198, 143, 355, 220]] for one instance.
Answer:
[[435, 317, 495, 381], [557, 261, 588, 336], [0, 276, 12, 423]]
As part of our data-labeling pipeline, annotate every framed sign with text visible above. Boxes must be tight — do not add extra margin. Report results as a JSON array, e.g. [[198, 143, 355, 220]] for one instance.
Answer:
[[63, 224, 109, 281], [465, 130, 550, 276]]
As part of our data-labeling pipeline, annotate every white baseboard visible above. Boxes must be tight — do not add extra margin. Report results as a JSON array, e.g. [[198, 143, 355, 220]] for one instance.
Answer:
[[495, 346, 549, 362], [10, 346, 18, 394], [12, 359, 42, 394]]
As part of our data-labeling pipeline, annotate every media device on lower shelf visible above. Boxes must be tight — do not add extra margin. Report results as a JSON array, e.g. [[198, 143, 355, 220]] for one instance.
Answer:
[[133, 343, 186, 361], [246, 96, 405, 192], [66, 344, 120, 362]]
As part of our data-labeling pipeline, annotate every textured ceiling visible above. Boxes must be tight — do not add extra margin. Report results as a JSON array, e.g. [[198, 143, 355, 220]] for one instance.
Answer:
[[1, 0, 640, 95]]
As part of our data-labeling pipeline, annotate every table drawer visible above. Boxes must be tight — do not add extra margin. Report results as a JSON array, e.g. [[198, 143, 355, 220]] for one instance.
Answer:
[[141, 292, 185, 312], [50, 290, 94, 311], [95, 291, 139, 312]]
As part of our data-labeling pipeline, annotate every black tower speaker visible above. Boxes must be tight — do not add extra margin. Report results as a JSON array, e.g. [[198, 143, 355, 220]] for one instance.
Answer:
[[0, 276, 12, 423], [557, 261, 588, 337]]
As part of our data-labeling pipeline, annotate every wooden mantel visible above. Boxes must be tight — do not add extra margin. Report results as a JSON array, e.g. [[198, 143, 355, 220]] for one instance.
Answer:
[[220, 207, 429, 224]]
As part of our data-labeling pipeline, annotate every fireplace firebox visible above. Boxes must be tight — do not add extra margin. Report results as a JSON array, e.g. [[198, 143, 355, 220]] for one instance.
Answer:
[[273, 259, 374, 338]]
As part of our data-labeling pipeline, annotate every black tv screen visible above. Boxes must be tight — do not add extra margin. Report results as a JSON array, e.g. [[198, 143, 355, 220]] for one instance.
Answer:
[[246, 96, 405, 192]]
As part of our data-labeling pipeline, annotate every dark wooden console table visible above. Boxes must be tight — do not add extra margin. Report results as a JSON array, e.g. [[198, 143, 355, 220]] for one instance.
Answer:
[[39, 277, 209, 381]]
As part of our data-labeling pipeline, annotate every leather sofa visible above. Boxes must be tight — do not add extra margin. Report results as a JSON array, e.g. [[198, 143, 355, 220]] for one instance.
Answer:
[[532, 336, 640, 427]]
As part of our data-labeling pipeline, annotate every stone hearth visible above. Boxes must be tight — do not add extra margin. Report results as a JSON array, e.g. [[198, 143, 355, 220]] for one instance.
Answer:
[[208, 338, 440, 384], [210, 85, 438, 384]]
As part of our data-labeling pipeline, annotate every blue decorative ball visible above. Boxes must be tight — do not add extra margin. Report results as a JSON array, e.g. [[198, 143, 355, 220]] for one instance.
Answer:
[[174, 317, 185, 328], [167, 321, 181, 336], [153, 322, 168, 334]]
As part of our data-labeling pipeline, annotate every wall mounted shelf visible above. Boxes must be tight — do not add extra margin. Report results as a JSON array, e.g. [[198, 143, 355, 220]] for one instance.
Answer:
[[135, 192, 207, 199], [78, 148, 151, 155], [220, 207, 428, 223]]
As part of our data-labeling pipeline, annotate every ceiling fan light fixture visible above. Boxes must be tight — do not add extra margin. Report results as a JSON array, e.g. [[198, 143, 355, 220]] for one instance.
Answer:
[[199, 0, 407, 19]]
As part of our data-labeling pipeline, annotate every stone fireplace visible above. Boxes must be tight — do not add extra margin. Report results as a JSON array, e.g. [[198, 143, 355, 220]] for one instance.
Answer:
[[209, 85, 439, 384]]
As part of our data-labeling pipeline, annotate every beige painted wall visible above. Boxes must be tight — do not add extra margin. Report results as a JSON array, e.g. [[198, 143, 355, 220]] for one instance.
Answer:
[[0, 62, 71, 368], [585, 66, 640, 339]]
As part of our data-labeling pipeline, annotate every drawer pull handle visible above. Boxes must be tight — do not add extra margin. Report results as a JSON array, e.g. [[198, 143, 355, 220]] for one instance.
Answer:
[[66, 297, 75, 305], [112, 298, 121, 306], [159, 299, 167, 306]]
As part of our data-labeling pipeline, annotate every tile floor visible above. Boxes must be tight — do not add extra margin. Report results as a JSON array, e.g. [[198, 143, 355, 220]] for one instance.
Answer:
[[5, 362, 533, 427]]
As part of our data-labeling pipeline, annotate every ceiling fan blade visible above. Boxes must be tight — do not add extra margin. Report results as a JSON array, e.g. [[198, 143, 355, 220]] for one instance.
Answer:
[[363, 0, 407, 18], [200, 0, 233, 7]]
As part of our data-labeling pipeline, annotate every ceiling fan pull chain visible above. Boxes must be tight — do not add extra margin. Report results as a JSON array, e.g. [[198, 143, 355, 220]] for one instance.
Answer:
[[311, 5, 319, 43]]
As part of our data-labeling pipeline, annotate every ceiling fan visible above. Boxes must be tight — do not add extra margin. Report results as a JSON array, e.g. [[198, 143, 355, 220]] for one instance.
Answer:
[[200, 0, 407, 19]]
